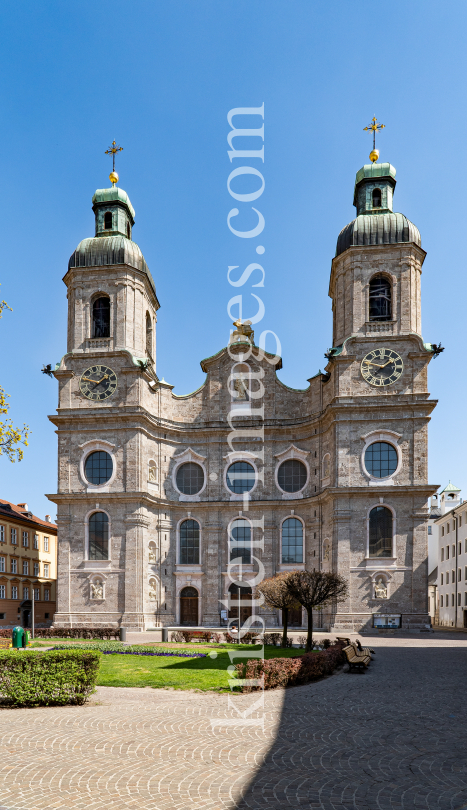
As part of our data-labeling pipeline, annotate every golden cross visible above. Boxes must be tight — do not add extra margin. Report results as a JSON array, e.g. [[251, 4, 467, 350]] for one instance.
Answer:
[[363, 117, 385, 151], [105, 140, 123, 173]]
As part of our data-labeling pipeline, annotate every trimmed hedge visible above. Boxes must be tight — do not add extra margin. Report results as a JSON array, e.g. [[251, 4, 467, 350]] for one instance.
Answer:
[[0, 649, 101, 707], [0, 627, 120, 641], [235, 642, 346, 692]]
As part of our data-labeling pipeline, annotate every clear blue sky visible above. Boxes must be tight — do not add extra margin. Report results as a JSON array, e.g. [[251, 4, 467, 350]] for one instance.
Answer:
[[0, 0, 464, 519]]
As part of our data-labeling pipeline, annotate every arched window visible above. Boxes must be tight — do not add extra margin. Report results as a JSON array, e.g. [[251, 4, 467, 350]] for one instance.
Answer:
[[229, 519, 251, 563], [369, 274, 391, 322], [228, 582, 252, 623], [104, 212, 113, 230], [369, 506, 393, 558], [281, 518, 303, 563], [372, 188, 382, 208], [180, 586, 198, 625], [88, 512, 109, 560], [146, 312, 153, 358], [179, 519, 200, 564], [126, 222, 131, 239], [92, 296, 110, 338]]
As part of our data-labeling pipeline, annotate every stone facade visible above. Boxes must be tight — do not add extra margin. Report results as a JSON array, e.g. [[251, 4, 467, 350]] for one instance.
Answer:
[[48, 160, 437, 631]]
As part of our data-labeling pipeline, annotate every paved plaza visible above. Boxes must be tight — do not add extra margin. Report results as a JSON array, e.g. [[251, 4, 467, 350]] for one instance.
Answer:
[[0, 634, 466, 809]]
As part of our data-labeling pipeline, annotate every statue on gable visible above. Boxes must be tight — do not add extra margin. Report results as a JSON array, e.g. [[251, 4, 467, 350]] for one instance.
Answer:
[[231, 319, 254, 345]]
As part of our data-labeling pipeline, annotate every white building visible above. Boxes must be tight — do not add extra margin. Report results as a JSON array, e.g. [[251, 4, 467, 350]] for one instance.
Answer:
[[434, 483, 466, 627]]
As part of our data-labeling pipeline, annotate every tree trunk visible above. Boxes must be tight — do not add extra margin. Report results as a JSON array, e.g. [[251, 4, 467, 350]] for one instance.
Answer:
[[282, 607, 289, 647], [306, 606, 313, 652]]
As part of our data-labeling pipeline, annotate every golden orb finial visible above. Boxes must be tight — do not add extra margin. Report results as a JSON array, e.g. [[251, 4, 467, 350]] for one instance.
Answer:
[[369, 149, 379, 164], [109, 171, 119, 185], [105, 140, 123, 185]]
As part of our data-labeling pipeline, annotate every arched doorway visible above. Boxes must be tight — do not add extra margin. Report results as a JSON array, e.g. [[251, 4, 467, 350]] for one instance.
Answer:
[[228, 583, 252, 624], [180, 586, 199, 626]]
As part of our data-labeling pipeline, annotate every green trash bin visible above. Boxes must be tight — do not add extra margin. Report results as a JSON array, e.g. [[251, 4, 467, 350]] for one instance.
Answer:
[[23, 630, 31, 648], [12, 626, 24, 649]]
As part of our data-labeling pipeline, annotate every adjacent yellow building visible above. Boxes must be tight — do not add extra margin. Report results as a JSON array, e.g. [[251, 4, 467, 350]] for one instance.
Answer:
[[0, 499, 57, 628]]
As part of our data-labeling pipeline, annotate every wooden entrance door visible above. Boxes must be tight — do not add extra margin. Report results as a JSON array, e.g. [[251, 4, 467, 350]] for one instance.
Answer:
[[228, 584, 252, 624], [180, 587, 198, 625]]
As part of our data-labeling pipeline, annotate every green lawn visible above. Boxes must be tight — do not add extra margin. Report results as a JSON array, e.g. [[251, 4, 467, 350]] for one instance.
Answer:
[[96, 645, 305, 691]]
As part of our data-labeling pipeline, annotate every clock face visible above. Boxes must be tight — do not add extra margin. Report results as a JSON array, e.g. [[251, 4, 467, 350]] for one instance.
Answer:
[[361, 348, 403, 387], [79, 364, 118, 401]]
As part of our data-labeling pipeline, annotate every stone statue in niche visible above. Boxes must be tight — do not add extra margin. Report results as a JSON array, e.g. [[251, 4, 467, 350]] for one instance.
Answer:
[[323, 455, 330, 478], [148, 464, 157, 483], [149, 581, 157, 601], [148, 544, 157, 563], [374, 577, 387, 599], [91, 581, 104, 600], [323, 540, 330, 561], [233, 377, 249, 400]]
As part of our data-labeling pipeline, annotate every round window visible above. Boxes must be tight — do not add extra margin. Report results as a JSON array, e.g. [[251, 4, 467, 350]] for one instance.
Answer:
[[226, 461, 256, 494], [364, 441, 398, 478], [176, 462, 205, 495], [84, 451, 113, 485], [277, 459, 307, 493]]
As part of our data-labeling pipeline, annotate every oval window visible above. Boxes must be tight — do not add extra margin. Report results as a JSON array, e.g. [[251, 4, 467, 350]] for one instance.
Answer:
[[176, 462, 204, 495], [364, 441, 398, 478], [84, 451, 113, 485], [277, 459, 307, 493], [226, 461, 255, 494]]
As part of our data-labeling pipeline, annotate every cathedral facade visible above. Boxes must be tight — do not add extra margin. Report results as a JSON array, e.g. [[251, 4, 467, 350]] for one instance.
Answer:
[[48, 156, 436, 632]]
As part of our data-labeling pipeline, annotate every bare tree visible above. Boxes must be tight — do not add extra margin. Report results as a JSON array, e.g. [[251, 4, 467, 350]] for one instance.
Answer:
[[255, 573, 302, 647], [285, 570, 348, 651]]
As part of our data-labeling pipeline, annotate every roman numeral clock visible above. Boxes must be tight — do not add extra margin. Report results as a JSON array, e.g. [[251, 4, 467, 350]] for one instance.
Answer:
[[79, 364, 118, 401], [360, 348, 403, 387]]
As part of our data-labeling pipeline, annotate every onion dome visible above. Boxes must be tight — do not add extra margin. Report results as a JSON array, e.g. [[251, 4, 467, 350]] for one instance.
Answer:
[[336, 162, 421, 257]]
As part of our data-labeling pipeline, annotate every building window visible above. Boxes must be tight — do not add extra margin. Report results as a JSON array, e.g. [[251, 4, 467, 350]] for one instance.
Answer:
[[11, 559, 17, 574], [446, 571, 450, 584], [126, 222, 131, 239], [369, 274, 391, 321], [460, 516, 463, 528], [459, 568, 462, 582], [441, 573, 443, 585], [440, 595, 443, 607], [44, 588, 50, 601], [372, 188, 382, 208], [368, 506, 393, 557], [33, 588, 39, 601], [146, 312, 153, 358], [92, 296, 111, 338], [33, 534, 39, 549], [229, 519, 251, 564], [465, 592, 467, 606], [11, 586, 17, 600], [43, 564, 50, 578], [442, 526, 445, 537], [277, 460, 308, 493], [179, 519, 200, 565], [446, 544, 449, 559], [452, 593, 455, 607], [281, 517, 304, 564], [11, 528, 17, 545], [88, 512, 109, 560], [176, 463, 205, 495], [428, 526, 432, 535], [458, 593, 462, 606], [34, 562, 39, 576], [226, 461, 256, 494], [460, 543, 463, 555], [23, 587, 29, 600], [364, 442, 398, 478], [452, 569, 455, 583], [0, 558, 4, 573], [22, 561, 28, 575], [441, 548, 444, 561], [84, 451, 113, 485], [0, 526, 4, 543], [0, 586, 4, 599], [453, 545, 456, 558], [44, 536, 49, 552], [104, 211, 113, 230], [22, 531, 28, 547]]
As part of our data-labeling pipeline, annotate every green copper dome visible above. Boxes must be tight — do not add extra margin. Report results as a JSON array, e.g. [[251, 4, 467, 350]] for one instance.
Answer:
[[336, 162, 421, 256], [92, 187, 135, 220]]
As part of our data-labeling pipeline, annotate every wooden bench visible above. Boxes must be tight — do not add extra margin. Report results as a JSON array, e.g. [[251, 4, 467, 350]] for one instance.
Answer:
[[343, 645, 371, 670], [336, 636, 351, 646], [351, 641, 374, 658]]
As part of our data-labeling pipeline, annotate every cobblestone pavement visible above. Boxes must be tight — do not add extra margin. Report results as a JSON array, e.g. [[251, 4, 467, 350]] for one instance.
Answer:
[[0, 636, 466, 810]]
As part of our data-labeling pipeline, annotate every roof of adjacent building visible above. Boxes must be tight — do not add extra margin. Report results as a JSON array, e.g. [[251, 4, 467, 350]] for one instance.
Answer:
[[336, 212, 421, 257], [428, 567, 438, 584], [440, 481, 461, 494], [0, 499, 57, 531]]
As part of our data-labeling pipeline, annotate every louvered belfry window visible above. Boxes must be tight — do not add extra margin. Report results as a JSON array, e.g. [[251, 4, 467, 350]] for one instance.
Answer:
[[369, 275, 391, 321], [92, 297, 110, 338]]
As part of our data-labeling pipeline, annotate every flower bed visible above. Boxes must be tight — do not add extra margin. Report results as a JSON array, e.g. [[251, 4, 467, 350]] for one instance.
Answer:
[[51, 643, 206, 658], [235, 642, 346, 691]]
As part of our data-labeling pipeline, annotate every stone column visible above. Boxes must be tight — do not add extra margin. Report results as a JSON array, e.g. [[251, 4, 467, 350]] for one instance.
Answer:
[[121, 508, 149, 630]]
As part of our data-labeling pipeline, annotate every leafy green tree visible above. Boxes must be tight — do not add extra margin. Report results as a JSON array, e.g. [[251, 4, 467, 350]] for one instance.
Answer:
[[255, 573, 302, 647], [0, 293, 30, 462], [285, 570, 348, 651]]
